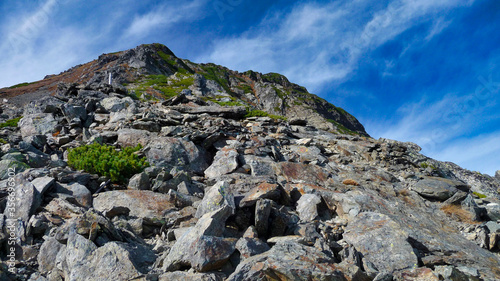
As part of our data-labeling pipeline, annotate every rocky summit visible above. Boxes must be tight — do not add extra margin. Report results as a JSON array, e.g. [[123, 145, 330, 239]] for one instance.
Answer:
[[0, 43, 499, 281]]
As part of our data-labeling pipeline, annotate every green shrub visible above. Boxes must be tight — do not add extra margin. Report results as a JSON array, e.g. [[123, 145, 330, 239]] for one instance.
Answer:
[[0, 138, 6, 144], [245, 109, 287, 121], [67, 143, 149, 183], [0, 117, 22, 128]]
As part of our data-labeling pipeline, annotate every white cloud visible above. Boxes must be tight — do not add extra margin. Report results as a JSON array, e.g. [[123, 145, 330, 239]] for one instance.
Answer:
[[123, 0, 207, 39], [198, 0, 475, 93], [432, 132, 500, 176]]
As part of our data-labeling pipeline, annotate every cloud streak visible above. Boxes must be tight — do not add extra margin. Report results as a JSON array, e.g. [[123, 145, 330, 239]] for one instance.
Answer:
[[198, 0, 474, 92], [123, 0, 207, 38]]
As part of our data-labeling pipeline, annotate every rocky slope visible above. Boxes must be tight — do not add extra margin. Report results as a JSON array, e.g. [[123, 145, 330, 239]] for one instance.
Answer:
[[0, 43, 367, 136], [0, 44, 499, 281]]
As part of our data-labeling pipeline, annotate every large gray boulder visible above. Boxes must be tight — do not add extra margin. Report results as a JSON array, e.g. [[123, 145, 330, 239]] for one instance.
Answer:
[[343, 212, 419, 273], [204, 148, 239, 178], [93, 190, 176, 219], [145, 137, 209, 174], [38, 237, 65, 274], [65, 234, 155, 281], [100, 97, 134, 112], [296, 193, 321, 222], [227, 241, 369, 281], [19, 113, 59, 137], [162, 204, 235, 272], [0, 160, 29, 180], [195, 181, 235, 218], [411, 177, 466, 200], [4, 177, 42, 222]]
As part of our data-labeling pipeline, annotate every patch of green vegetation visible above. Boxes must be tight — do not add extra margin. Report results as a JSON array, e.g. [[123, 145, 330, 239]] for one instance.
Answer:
[[420, 162, 437, 170], [199, 64, 232, 93], [293, 101, 302, 106], [273, 106, 281, 112], [473, 191, 487, 199], [135, 74, 194, 99], [327, 119, 357, 135], [0, 117, 22, 128], [262, 73, 287, 84], [245, 109, 287, 121], [0, 138, 7, 144], [236, 84, 253, 94], [67, 143, 149, 183], [8, 82, 35, 89], [157, 50, 192, 75], [214, 100, 243, 106], [272, 86, 287, 99]]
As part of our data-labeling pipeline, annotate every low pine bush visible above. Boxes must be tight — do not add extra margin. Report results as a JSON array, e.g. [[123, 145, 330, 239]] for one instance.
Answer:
[[67, 143, 149, 183]]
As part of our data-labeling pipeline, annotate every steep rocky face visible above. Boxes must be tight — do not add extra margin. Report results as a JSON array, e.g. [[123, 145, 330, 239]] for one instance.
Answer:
[[0, 44, 499, 281], [1, 43, 368, 136]]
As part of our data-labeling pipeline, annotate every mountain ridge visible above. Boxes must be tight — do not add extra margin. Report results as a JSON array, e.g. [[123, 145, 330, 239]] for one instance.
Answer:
[[0, 43, 368, 136]]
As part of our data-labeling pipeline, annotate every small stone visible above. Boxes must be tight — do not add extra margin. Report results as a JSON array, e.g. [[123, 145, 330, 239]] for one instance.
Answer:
[[296, 193, 321, 222], [127, 172, 150, 190], [255, 199, 272, 237]]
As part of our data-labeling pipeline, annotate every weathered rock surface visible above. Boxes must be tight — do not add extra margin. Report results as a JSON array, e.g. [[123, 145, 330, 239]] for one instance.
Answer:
[[93, 190, 175, 219], [344, 212, 419, 273], [1, 43, 500, 281]]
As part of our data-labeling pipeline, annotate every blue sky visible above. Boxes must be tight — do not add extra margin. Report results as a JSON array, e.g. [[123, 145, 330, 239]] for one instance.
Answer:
[[0, 0, 499, 175]]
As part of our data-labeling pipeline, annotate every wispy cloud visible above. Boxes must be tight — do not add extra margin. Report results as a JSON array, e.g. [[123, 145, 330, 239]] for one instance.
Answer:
[[198, 0, 475, 93], [123, 0, 207, 39]]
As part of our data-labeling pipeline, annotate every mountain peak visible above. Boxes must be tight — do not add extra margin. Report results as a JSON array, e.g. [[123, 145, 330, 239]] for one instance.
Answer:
[[1, 43, 368, 136]]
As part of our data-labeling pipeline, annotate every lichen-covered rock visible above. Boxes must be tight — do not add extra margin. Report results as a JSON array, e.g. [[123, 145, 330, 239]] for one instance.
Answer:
[[344, 212, 419, 272], [204, 148, 239, 178], [227, 241, 370, 281], [93, 190, 175, 219]]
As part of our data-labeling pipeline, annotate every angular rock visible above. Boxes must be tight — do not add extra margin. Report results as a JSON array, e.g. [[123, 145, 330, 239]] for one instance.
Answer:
[[255, 199, 272, 237], [117, 128, 152, 147], [195, 181, 235, 218], [93, 190, 176, 219], [0, 159, 29, 180], [239, 182, 281, 207], [31, 176, 55, 195], [296, 193, 321, 222], [100, 97, 133, 112], [159, 272, 224, 281], [38, 237, 65, 274], [128, 172, 150, 190], [68, 241, 155, 281], [412, 177, 466, 201], [461, 194, 482, 221], [4, 177, 42, 222], [204, 148, 239, 178], [227, 241, 369, 281], [393, 268, 439, 281], [44, 197, 86, 219], [162, 205, 234, 271], [56, 182, 92, 208], [19, 113, 59, 137], [236, 237, 271, 259], [170, 105, 247, 118], [344, 212, 419, 272], [62, 104, 87, 121], [145, 137, 209, 175], [485, 203, 500, 221]]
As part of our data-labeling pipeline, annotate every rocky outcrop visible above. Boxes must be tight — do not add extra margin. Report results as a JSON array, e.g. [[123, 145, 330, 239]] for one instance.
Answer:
[[0, 43, 499, 281]]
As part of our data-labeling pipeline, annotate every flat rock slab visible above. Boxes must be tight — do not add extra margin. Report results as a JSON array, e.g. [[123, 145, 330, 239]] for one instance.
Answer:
[[227, 241, 368, 281], [169, 106, 247, 118], [344, 212, 419, 272], [204, 148, 239, 178], [93, 190, 175, 219], [412, 177, 467, 201]]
